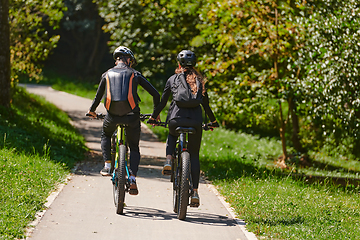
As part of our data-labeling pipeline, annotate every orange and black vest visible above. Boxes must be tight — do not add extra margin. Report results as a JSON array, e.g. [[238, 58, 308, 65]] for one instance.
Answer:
[[104, 67, 138, 116]]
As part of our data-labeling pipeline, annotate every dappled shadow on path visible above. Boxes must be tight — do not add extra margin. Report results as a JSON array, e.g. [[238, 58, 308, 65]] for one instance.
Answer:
[[73, 151, 168, 178], [122, 206, 237, 226]]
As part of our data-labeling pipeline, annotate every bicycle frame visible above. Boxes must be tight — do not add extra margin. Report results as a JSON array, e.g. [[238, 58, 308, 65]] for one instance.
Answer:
[[111, 114, 151, 214], [86, 112, 151, 215], [112, 125, 130, 182]]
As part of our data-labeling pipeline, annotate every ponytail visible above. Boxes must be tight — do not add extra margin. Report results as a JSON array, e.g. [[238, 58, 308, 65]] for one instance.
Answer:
[[175, 67, 206, 96]]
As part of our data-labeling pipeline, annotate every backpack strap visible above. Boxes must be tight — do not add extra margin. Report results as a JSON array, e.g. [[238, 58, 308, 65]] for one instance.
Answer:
[[105, 73, 111, 110], [178, 72, 188, 89], [128, 72, 136, 110]]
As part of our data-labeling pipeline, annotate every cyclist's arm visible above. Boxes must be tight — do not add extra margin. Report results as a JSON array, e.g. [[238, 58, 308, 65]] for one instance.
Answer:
[[138, 74, 160, 111], [89, 75, 106, 112], [151, 80, 171, 119], [201, 91, 217, 122]]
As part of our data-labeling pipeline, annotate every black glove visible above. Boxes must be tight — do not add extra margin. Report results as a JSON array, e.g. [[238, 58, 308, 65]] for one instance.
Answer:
[[147, 119, 158, 125], [208, 121, 219, 128]]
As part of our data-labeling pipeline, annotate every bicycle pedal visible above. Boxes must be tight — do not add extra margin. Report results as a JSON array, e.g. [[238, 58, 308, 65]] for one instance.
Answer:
[[190, 202, 200, 208], [162, 170, 172, 176]]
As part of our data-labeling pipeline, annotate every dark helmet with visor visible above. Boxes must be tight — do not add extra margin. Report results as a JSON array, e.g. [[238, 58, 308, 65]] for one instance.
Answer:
[[177, 50, 196, 68], [113, 46, 137, 67]]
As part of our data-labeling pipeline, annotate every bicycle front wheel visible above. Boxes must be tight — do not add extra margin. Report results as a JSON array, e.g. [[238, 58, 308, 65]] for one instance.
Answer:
[[115, 144, 127, 214], [177, 151, 190, 220]]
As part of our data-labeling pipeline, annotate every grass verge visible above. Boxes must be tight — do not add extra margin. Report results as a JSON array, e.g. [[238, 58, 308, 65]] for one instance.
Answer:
[[0, 87, 87, 239], [200, 129, 360, 239]]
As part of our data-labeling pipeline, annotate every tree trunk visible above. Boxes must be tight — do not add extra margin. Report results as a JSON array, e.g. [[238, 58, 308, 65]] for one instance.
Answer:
[[274, 3, 287, 168], [0, 0, 11, 108], [86, 18, 101, 75], [288, 97, 304, 153], [278, 101, 288, 168]]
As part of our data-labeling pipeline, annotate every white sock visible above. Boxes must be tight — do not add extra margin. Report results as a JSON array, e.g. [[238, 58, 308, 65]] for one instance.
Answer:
[[104, 161, 111, 169]]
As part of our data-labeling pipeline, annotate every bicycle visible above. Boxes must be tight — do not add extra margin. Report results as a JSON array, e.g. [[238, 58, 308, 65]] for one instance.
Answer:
[[148, 119, 214, 220], [86, 112, 151, 214]]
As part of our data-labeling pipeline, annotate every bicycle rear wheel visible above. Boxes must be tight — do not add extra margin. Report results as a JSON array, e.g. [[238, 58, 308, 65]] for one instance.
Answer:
[[114, 144, 127, 214], [177, 151, 190, 220], [172, 156, 179, 213]]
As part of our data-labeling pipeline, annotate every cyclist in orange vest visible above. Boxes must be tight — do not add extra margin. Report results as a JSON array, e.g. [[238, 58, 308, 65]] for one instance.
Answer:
[[87, 46, 160, 195]]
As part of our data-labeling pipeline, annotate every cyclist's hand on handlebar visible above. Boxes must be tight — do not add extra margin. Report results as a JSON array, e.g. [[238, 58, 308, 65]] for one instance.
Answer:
[[203, 120, 219, 131], [147, 115, 161, 125], [87, 111, 97, 119], [208, 121, 219, 128], [147, 118, 157, 125]]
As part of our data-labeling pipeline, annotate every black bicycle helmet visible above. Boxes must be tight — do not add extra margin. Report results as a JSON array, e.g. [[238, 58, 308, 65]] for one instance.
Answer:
[[177, 50, 196, 67], [113, 46, 137, 67]]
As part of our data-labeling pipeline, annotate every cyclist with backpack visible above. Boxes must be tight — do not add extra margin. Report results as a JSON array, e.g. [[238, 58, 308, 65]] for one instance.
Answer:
[[87, 46, 160, 195], [149, 50, 219, 206]]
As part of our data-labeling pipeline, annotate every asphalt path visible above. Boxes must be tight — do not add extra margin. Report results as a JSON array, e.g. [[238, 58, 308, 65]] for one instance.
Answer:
[[21, 84, 257, 240]]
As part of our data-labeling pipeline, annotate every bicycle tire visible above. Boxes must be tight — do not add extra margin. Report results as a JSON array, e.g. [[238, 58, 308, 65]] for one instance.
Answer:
[[115, 144, 127, 214], [172, 157, 179, 213], [112, 135, 118, 206], [177, 151, 190, 220]]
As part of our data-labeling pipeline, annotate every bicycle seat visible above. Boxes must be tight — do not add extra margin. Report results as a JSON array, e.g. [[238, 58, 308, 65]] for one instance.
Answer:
[[175, 127, 196, 134]]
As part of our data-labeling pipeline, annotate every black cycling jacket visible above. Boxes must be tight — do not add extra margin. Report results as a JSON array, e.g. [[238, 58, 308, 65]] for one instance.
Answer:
[[152, 73, 216, 123], [90, 63, 160, 115]]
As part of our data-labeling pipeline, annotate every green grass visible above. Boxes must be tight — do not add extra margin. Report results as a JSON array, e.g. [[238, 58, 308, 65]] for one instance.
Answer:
[[33, 74, 360, 239], [200, 129, 360, 239], [216, 177, 360, 239], [0, 87, 87, 239]]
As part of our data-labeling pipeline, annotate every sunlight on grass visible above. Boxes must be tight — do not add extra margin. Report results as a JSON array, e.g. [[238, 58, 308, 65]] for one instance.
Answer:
[[215, 177, 360, 240], [0, 149, 67, 239], [0, 87, 87, 239]]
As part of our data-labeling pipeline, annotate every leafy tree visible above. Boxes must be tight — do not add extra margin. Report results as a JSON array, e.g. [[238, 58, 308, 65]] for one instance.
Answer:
[[0, 0, 11, 108], [9, 0, 65, 81], [96, 0, 203, 88], [296, 0, 360, 157], [194, 0, 306, 165], [48, 0, 112, 81]]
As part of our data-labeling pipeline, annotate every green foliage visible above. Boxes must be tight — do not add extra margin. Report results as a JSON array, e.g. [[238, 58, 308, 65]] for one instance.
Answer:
[[0, 86, 87, 239], [96, 0, 203, 88], [47, 0, 112, 81], [296, 0, 360, 154], [9, 0, 65, 81], [193, 0, 304, 133]]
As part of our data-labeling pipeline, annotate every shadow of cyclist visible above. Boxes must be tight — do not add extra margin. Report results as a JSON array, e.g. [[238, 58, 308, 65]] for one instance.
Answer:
[[122, 206, 237, 226]]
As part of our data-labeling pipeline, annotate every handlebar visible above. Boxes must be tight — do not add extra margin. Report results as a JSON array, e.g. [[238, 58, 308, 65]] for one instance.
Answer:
[[202, 123, 214, 131], [86, 113, 105, 119], [147, 119, 167, 127], [147, 119, 217, 131], [86, 113, 152, 122], [140, 114, 152, 122]]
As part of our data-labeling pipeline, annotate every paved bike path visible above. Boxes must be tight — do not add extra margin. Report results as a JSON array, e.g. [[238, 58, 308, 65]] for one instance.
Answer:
[[21, 84, 257, 240]]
